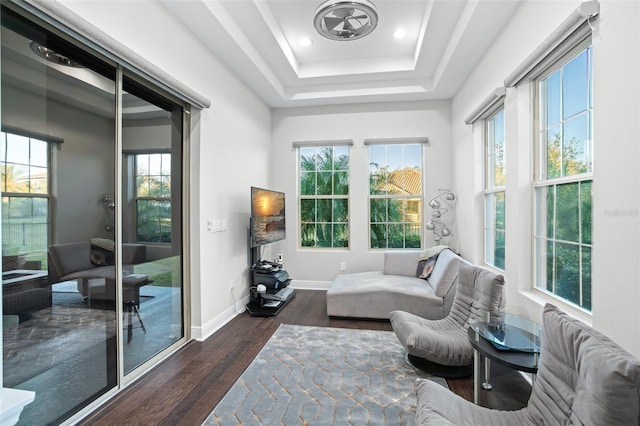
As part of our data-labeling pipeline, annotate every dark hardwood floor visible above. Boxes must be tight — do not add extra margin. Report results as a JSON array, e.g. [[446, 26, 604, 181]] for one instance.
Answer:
[[79, 290, 532, 425]]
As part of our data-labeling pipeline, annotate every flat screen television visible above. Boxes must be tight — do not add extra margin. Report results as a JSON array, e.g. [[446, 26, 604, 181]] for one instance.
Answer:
[[250, 186, 286, 247]]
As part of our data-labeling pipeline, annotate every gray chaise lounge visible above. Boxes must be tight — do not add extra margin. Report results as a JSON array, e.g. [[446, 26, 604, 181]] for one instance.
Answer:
[[326, 248, 465, 320]]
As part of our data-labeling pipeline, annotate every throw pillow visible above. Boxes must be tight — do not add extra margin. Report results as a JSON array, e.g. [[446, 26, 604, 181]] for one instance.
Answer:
[[416, 255, 438, 280], [90, 245, 114, 266], [418, 245, 450, 261], [90, 237, 115, 251]]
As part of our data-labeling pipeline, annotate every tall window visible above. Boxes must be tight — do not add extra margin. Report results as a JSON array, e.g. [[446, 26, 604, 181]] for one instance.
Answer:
[[485, 108, 506, 269], [534, 41, 592, 311], [1, 130, 50, 268], [135, 152, 171, 243], [299, 145, 349, 248], [369, 143, 422, 249]]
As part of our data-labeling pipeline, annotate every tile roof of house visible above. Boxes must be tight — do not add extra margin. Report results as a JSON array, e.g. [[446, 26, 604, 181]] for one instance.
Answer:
[[376, 167, 422, 195]]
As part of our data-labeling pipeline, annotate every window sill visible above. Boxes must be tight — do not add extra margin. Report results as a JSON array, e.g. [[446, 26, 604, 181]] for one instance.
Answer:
[[481, 262, 505, 275], [519, 289, 592, 327], [297, 247, 350, 252]]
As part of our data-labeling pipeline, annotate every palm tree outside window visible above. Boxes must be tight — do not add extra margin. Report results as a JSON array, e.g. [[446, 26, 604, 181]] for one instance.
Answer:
[[369, 143, 423, 249], [299, 145, 350, 248]]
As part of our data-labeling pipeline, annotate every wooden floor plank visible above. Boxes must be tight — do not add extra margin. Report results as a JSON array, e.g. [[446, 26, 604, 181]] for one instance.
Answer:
[[79, 289, 531, 425]]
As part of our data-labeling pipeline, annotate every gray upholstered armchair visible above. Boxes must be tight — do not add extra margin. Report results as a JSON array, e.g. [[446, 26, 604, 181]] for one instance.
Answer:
[[390, 262, 506, 377], [415, 303, 640, 425]]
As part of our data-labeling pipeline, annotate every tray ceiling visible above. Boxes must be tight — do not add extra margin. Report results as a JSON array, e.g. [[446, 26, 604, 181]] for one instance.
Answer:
[[162, 0, 521, 107]]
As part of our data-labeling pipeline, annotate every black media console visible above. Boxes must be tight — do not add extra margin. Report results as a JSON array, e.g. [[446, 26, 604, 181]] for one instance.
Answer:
[[246, 263, 295, 317]]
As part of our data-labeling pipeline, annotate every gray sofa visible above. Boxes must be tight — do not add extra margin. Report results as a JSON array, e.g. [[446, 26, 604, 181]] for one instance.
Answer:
[[326, 249, 466, 320], [48, 241, 146, 301]]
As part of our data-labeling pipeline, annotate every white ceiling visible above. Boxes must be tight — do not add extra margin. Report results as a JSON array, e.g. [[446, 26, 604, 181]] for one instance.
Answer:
[[163, 0, 521, 108]]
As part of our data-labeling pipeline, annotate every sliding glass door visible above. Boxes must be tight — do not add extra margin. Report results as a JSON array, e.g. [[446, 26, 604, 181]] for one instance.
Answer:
[[120, 76, 184, 375], [1, 5, 187, 424], [2, 7, 118, 423]]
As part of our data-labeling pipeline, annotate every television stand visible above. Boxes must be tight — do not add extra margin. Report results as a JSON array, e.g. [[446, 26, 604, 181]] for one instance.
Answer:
[[246, 284, 295, 317]]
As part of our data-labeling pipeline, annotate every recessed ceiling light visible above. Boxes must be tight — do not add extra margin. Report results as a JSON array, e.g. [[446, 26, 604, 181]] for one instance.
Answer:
[[393, 29, 407, 39], [314, 0, 378, 41], [299, 37, 313, 47]]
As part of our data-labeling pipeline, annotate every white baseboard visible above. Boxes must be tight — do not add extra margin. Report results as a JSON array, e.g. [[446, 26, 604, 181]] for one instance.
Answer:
[[290, 279, 331, 291], [191, 295, 249, 342], [190, 281, 330, 341]]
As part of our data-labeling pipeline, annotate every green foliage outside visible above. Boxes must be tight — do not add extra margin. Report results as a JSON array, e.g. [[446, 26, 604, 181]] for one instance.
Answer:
[[488, 192, 506, 270], [369, 196, 421, 249], [133, 255, 181, 287], [537, 45, 592, 311], [136, 154, 172, 243], [539, 180, 592, 310], [299, 144, 423, 249], [538, 129, 592, 310], [300, 146, 349, 248], [369, 156, 422, 249], [2, 137, 50, 269]]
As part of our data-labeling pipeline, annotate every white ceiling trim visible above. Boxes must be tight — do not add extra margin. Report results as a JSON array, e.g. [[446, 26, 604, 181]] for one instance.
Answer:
[[258, 1, 421, 80], [203, 0, 286, 99], [297, 56, 417, 80], [413, 0, 435, 65], [289, 84, 430, 101], [254, 0, 300, 76], [159, 0, 522, 108], [432, 0, 479, 88]]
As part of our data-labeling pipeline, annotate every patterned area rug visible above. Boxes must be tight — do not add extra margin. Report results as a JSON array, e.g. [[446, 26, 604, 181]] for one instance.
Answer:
[[204, 325, 448, 425]]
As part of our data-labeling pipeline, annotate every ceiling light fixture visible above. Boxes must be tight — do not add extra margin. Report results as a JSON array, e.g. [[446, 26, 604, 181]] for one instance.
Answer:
[[299, 37, 313, 47], [393, 29, 407, 39], [29, 41, 82, 67], [314, 0, 378, 41]]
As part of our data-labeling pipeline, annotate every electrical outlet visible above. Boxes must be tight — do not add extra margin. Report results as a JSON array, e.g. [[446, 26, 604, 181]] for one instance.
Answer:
[[340, 262, 346, 271]]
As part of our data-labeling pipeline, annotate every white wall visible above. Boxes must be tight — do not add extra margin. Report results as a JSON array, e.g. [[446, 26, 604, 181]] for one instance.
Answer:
[[56, 0, 640, 357], [451, 0, 640, 357], [271, 101, 452, 286], [122, 123, 171, 150], [58, 0, 272, 338]]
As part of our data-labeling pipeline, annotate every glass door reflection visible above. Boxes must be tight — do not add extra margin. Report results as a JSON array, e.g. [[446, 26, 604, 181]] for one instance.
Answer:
[[2, 7, 117, 424], [121, 76, 184, 374]]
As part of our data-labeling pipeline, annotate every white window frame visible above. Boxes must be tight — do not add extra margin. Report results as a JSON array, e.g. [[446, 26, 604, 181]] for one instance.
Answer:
[[0, 128, 56, 264], [133, 151, 172, 244], [484, 107, 506, 270], [367, 141, 424, 250], [297, 144, 350, 249], [533, 38, 593, 312]]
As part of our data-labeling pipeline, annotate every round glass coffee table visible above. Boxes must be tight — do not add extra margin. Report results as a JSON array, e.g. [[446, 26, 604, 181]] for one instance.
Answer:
[[468, 313, 542, 404]]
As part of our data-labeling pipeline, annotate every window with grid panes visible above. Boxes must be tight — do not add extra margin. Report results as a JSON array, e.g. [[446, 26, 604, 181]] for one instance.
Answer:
[[299, 146, 349, 248], [135, 152, 172, 243], [368, 143, 422, 249], [534, 41, 593, 311], [484, 108, 506, 269], [1, 130, 50, 267]]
